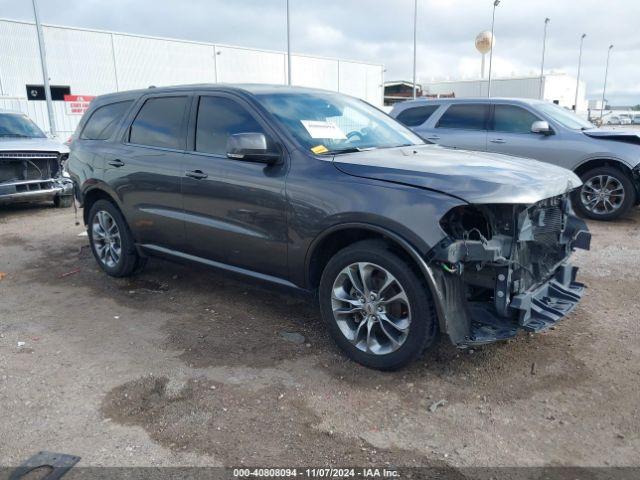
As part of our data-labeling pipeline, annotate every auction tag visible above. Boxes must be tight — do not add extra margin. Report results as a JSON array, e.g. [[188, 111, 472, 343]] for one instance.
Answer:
[[301, 120, 347, 140], [310, 145, 329, 154]]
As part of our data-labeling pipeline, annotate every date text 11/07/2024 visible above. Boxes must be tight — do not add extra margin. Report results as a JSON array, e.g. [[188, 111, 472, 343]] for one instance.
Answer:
[[233, 468, 400, 478]]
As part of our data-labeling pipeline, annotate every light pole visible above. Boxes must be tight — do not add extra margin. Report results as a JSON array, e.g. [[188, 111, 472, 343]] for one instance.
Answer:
[[539, 17, 550, 99], [412, 0, 418, 99], [574, 33, 586, 111], [600, 44, 614, 122], [286, 0, 291, 86], [487, 0, 500, 98], [31, 0, 56, 136]]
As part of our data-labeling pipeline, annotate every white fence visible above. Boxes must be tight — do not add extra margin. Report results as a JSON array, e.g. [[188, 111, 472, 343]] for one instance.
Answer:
[[0, 18, 384, 137]]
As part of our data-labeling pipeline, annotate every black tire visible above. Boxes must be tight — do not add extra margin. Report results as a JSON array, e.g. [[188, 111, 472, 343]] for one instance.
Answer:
[[87, 199, 144, 277], [572, 166, 636, 221], [319, 240, 438, 370], [53, 195, 73, 208]]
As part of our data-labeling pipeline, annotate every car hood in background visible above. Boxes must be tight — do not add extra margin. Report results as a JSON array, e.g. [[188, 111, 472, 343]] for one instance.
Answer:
[[582, 128, 640, 146], [332, 144, 581, 205], [0, 137, 69, 154]]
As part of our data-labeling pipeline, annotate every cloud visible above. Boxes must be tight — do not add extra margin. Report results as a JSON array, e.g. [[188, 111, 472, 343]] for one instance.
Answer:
[[1, 0, 638, 105]]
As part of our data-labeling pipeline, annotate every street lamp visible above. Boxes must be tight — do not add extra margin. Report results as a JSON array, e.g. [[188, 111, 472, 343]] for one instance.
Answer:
[[600, 44, 614, 122], [412, 0, 418, 99], [31, 0, 56, 136], [286, 0, 292, 85], [539, 17, 550, 100], [487, 0, 500, 98], [574, 33, 586, 112]]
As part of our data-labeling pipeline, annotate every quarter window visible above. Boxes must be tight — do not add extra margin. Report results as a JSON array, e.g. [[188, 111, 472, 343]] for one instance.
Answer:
[[81, 101, 132, 140], [129, 96, 188, 149], [492, 105, 541, 134], [395, 105, 439, 127], [195, 96, 267, 155], [436, 104, 488, 130]]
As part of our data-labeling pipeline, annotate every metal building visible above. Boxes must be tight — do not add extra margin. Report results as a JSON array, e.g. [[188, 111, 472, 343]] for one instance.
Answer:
[[422, 73, 587, 112], [0, 18, 384, 137]]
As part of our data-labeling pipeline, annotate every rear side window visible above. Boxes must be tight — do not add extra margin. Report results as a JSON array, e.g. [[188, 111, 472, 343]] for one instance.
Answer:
[[395, 105, 439, 127], [129, 96, 188, 149], [80, 101, 132, 140], [492, 105, 541, 133], [195, 96, 267, 156], [437, 104, 489, 130]]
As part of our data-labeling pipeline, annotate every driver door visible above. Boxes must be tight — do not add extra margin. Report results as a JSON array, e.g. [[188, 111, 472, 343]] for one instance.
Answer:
[[180, 94, 289, 279]]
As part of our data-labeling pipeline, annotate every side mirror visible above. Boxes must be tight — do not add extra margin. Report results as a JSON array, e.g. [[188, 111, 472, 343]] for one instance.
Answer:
[[226, 133, 280, 164], [531, 120, 553, 135]]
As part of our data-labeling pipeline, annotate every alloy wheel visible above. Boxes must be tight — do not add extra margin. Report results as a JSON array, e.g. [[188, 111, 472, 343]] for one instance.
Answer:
[[91, 210, 122, 268], [580, 174, 625, 215], [330, 262, 411, 355]]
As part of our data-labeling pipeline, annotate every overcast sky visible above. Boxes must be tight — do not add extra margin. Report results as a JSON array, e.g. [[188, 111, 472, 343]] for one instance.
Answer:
[[2, 0, 638, 105]]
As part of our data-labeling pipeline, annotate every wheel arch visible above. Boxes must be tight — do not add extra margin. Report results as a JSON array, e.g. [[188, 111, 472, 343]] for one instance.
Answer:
[[82, 185, 124, 226], [573, 158, 639, 204]]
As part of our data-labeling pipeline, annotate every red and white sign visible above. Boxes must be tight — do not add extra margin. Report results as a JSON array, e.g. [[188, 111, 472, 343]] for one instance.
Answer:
[[63, 94, 96, 115]]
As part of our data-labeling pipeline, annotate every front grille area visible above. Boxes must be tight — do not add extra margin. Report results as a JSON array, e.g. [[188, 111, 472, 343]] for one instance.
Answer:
[[529, 196, 565, 245], [0, 151, 60, 184]]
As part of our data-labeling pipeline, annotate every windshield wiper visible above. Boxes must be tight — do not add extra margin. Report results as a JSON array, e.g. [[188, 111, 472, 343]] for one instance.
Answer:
[[322, 146, 378, 155], [0, 133, 31, 138]]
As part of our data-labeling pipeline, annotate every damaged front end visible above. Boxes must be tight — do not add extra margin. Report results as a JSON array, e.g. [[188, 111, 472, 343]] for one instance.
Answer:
[[427, 193, 591, 346], [0, 151, 73, 205]]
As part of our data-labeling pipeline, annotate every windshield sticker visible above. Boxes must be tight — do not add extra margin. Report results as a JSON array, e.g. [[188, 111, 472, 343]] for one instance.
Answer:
[[301, 120, 347, 140], [310, 145, 329, 154]]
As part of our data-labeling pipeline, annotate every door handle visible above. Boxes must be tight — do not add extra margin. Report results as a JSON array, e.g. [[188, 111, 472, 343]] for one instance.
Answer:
[[108, 159, 125, 167], [185, 169, 208, 180], [490, 139, 506, 144]]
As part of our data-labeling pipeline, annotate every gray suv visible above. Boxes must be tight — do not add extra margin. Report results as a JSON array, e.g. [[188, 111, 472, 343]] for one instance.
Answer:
[[68, 85, 590, 370], [391, 98, 640, 221]]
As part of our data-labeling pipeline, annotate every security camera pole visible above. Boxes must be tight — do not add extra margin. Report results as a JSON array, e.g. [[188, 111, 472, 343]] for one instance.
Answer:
[[539, 17, 550, 100], [487, 0, 500, 98], [32, 0, 56, 136], [574, 33, 586, 112], [412, 0, 418, 99], [600, 44, 614, 122]]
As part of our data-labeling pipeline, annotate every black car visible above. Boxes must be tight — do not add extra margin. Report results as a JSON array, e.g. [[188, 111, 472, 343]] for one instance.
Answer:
[[68, 84, 590, 370]]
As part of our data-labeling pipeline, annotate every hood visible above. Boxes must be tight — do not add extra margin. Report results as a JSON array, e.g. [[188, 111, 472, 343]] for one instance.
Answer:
[[332, 144, 581, 204], [582, 128, 640, 146], [0, 137, 69, 154]]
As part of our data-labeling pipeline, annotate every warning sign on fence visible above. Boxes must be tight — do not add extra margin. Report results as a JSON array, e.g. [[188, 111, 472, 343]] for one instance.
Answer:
[[63, 95, 95, 115]]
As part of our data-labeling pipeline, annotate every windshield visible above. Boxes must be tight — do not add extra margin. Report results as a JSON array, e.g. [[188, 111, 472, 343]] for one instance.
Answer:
[[537, 103, 594, 130], [0, 113, 46, 138], [254, 91, 424, 154]]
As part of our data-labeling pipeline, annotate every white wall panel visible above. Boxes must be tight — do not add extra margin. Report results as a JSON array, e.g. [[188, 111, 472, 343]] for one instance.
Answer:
[[112, 35, 215, 90], [339, 62, 383, 106], [0, 21, 42, 97], [216, 46, 285, 84], [291, 55, 338, 91]]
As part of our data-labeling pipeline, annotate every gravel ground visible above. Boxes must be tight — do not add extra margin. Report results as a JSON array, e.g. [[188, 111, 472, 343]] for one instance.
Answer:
[[0, 202, 639, 472]]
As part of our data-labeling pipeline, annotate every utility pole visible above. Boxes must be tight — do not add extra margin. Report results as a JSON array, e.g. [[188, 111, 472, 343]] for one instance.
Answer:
[[574, 34, 586, 111], [487, 0, 500, 98], [286, 0, 292, 85], [539, 17, 550, 100], [412, 0, 418, 99], [600, 44, 614, 123], [32, 0, 56, 136]]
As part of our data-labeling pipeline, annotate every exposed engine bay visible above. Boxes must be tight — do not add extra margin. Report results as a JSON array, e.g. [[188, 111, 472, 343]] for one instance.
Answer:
[[0, 151, 73, 203], [428, 192, 591, 346]]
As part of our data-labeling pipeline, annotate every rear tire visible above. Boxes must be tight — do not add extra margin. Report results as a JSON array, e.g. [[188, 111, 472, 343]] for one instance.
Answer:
[[87, 199, 144, 277], [319, 240, 438, 370], [572, 166, 635, 221], [54, 195, 73, 208]]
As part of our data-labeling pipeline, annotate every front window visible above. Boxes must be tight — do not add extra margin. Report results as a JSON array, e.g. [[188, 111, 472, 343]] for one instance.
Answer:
[[254, 92, 423, 154], [537, 102, 594, 130], [0, 113, 46, 138]]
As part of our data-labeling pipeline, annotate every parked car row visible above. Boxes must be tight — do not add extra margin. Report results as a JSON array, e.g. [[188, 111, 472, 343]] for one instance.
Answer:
[[390, 98, 640, 221], [64, 85, 592, 369]]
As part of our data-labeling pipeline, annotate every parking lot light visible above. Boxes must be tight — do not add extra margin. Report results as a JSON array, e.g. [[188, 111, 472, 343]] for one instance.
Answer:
[[487, 0, 500, 98], [539, 17, 550, 100], [574, 34, 586, 111], [600, 44, 614, 122]]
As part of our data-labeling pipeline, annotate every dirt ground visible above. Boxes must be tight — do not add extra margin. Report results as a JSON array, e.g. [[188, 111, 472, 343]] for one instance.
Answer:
[[0, 202, 639, 472]]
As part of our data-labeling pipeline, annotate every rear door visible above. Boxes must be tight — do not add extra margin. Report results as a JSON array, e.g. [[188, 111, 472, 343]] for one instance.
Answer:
[[180, 93, 288, 279], [430, 103, 489, 151], [394, 104, 441, 141], [487, 103, 566, 162], [104, 94, 190, 251]]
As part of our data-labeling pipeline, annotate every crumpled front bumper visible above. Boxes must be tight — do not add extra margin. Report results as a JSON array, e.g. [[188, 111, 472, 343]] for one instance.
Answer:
[[0, 177, 74, 204]]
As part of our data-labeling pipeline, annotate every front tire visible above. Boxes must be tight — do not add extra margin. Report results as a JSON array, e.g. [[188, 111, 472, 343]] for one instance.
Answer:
[[572, 166, 635, 221], [319, 240, 438, 370], [87, 199, 144, 277]]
